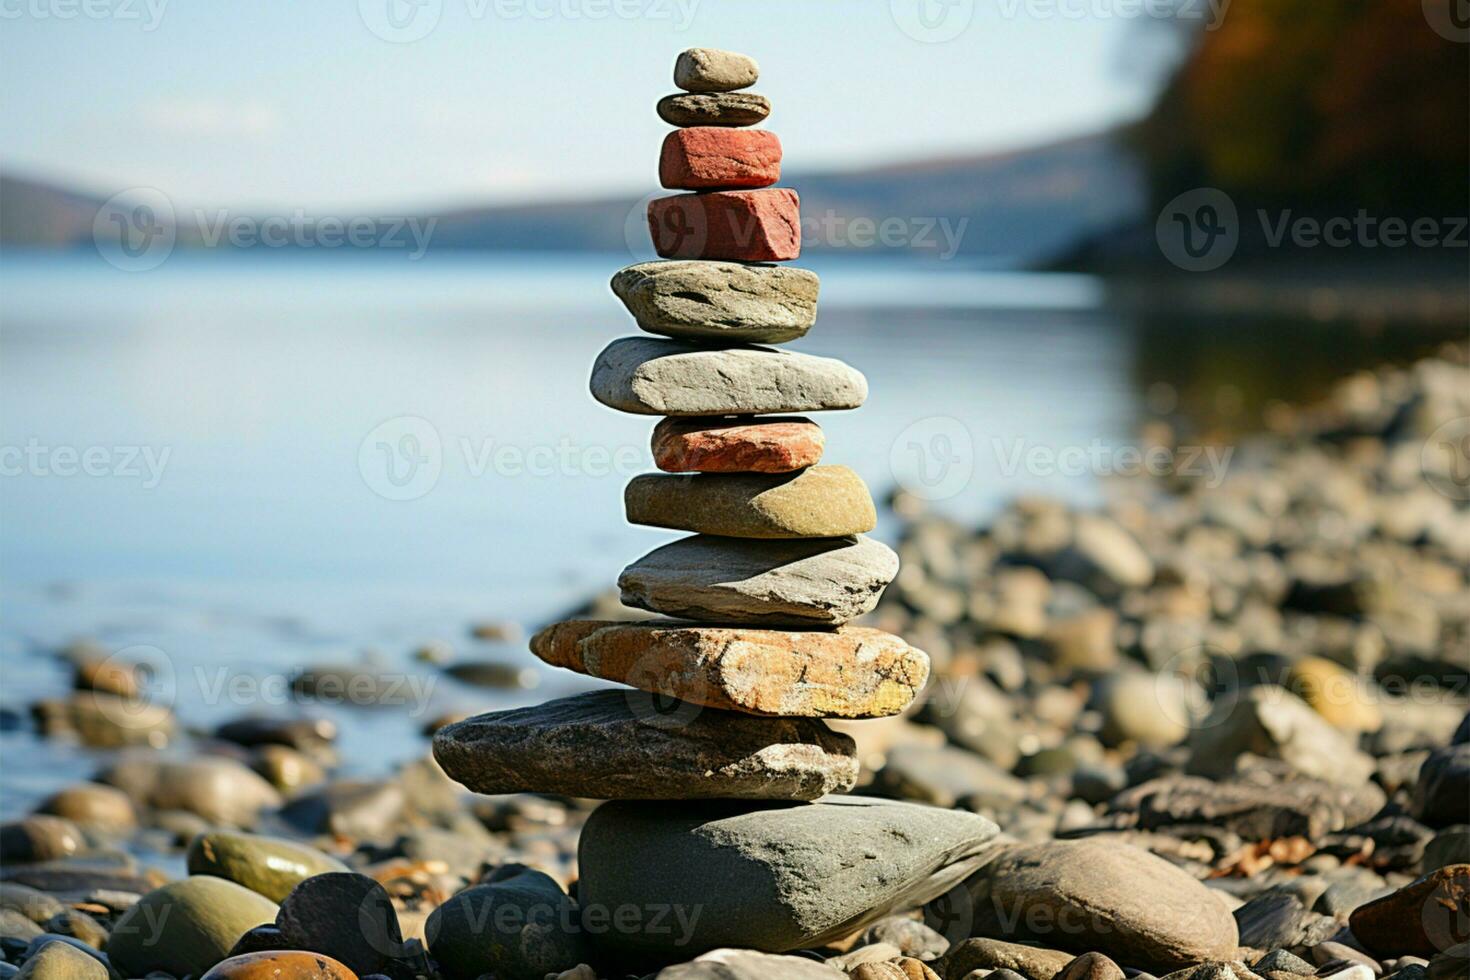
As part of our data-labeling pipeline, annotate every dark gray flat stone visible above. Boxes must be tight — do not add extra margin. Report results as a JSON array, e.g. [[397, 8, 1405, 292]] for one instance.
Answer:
[[433, 690, 858, 801]]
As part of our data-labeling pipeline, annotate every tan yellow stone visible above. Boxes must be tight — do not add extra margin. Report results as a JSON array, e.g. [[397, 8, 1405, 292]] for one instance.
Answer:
[[1288, 656, 1383, 733], [530, 620, 929, 718], [624, 465, 876, 539]]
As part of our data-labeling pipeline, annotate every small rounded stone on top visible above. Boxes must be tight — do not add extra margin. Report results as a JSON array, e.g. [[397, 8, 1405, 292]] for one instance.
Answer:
[[658, 91, 771, 127], [674, 47, 759, 93]]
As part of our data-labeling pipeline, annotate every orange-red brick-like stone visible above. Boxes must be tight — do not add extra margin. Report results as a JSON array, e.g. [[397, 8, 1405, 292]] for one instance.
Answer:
[[652, 416, 823, 473], [648, 188, 800, 261], [659, 127, 781, 190]]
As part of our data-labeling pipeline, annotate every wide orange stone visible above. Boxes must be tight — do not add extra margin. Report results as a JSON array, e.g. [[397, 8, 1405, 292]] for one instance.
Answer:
[[530, 620, 930, 718], [652, 417, 823, 473], [201, 951, 358, 980], [659, 127, 781, 190], [648, 188, 800, 261]]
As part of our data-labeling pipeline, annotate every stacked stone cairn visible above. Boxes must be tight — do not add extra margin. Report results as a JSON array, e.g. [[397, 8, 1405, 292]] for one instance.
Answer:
[[434, 48, 997, 968]]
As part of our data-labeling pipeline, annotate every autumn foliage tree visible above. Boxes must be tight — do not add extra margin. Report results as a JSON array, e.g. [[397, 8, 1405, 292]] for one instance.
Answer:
[[1136, 0, 1468, 215]]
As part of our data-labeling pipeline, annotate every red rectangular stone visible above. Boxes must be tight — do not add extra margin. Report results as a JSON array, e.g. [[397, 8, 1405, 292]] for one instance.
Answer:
[[652, 416, 824, 473], [659, 127, 781, 190], [647, 188, 801, 262]]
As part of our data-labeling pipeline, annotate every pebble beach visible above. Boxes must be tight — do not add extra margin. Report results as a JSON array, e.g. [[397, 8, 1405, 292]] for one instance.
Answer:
[[3, 46, 1469, 980]]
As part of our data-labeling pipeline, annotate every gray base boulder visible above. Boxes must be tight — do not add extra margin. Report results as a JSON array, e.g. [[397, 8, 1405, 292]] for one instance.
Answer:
[[576, 795, 998, 963]]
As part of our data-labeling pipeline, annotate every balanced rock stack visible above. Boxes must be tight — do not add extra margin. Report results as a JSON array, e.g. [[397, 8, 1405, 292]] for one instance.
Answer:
[[434, 48, 997, 967]]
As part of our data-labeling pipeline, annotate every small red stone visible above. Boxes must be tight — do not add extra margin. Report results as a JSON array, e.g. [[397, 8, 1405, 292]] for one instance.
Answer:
[[651, 417, 824, 473], [647, 188, 801, 262], [659, 127, 781, 190]]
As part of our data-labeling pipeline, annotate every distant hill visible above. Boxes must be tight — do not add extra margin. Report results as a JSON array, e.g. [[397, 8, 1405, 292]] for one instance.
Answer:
[[427, 131, 1143, 265], [1, 131, 1144, 266], [0, 174, 109, 246]]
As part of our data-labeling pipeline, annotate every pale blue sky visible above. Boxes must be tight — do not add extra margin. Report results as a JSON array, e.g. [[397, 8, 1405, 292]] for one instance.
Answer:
[[1, 1, 1166, 211]]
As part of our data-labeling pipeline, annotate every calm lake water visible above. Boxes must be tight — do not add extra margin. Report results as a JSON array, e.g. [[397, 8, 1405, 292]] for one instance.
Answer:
[[0, 250, 1459, 815]]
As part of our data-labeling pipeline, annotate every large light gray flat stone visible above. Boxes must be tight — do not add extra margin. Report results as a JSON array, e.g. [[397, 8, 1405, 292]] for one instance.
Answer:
[[590, 337, 866, 416]]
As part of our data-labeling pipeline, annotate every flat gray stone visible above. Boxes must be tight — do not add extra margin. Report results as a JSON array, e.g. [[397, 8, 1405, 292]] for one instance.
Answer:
[[963, 839, 1240, 970], [618, 534, 898, 626], [577, 795, 998, 962], [657, 92, 772, 127], [432, 690, 857, 801], [590, 337, 867, 416], [611, 261, 819, 344]]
